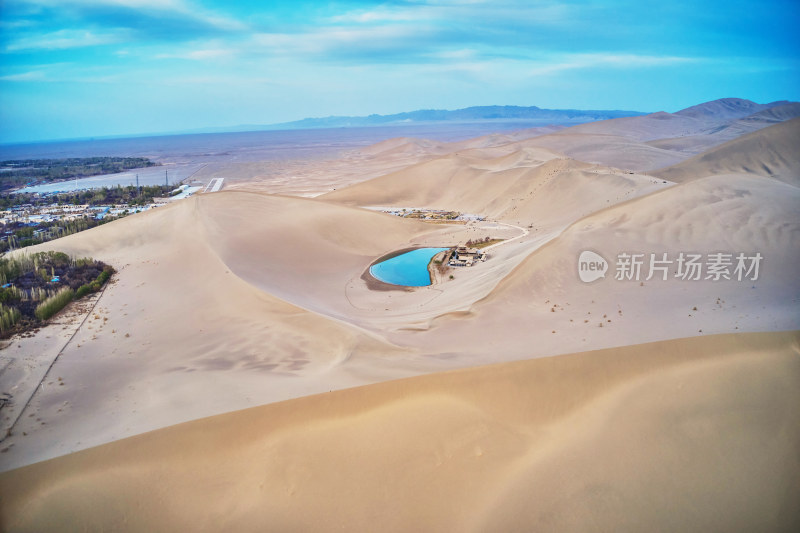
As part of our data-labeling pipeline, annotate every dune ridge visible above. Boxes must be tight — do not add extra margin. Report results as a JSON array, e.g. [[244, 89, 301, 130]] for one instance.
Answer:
[[406, 172, 800, 360], [1, 331, 798, 532], [323, 148, 670, 224], [653, 118, 800, 186], [497, 98, 800, 171], [0, 194, 438, 470]]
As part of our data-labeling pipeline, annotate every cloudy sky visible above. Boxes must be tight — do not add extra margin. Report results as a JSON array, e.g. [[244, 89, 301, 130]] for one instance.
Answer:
[[1, 0, 798, 143]]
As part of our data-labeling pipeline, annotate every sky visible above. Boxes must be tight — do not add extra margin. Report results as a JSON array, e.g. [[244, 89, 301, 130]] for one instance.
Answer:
[[0, 0, 798, 143]]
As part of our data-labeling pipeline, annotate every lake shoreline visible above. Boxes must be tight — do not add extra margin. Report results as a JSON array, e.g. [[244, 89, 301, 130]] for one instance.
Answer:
[[365, 246, 451, 289]]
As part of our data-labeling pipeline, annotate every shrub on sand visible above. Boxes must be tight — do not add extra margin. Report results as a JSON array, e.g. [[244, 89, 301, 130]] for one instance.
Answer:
[[34, 288, 74, 321]]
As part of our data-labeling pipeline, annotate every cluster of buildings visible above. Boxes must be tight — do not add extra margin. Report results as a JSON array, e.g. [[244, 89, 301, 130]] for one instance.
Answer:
[[448, 246, 487, 267], [0, 203, 155, 226], [0, 182, 211, 228], [373, 207, 485, 222]]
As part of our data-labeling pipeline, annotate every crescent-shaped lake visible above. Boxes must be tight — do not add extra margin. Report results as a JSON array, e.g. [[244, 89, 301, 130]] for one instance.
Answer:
[[369, 247, 449, 287]]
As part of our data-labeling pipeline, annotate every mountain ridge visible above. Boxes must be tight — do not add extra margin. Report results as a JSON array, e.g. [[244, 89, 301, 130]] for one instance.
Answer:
[[265, 105, 648, 130], [674, 97, 790, 120], [170, 98, 798, 136]]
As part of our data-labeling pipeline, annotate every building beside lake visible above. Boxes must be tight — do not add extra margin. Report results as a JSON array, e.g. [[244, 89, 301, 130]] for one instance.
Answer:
[[448, 246, 487, 267]]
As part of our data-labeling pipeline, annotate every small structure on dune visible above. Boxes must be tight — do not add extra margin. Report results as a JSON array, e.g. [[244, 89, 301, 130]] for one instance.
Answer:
[[448, 246, 487, 267]]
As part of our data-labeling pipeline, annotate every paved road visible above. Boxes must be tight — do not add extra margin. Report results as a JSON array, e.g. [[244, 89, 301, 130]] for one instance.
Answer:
[[204, 178, 225, 193]]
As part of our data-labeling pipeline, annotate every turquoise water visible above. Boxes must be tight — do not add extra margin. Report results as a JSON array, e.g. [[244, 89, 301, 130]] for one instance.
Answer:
[[370, 247, 448, 287]]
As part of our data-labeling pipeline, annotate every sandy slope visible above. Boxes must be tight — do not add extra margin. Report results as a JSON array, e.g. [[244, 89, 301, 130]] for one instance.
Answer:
[[1, 99, 798, 530], [204, 126, 566, 198], [405, 173, 800, 363], [322, 147, 670, 224], [642, 103, 800, 156], [0, 194, 452, 469], [1, 331, 798, 532], [3, 103, 799, 473], [654, 118, 800, 186], [0, 169, 668, 470], [502, 101, 800, 171], [225, 99, 799, 196]]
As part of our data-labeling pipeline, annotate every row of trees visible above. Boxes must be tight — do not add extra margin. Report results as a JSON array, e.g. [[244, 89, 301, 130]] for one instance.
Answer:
[[0, 183, 179, 252], [0, 184, 175, 209], [0, 251, 114, 338], [0, 157, 157, 192], [465, 237, 493, 246], [1, 217, 114, 253]]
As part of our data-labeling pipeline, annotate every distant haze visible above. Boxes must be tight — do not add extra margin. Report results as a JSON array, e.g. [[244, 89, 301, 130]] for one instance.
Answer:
[[0, 122, 566, 160]]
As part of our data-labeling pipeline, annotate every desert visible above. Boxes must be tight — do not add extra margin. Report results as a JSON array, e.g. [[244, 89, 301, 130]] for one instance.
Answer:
[[1, 0, 799, 529], [0, 98, 798, 531]]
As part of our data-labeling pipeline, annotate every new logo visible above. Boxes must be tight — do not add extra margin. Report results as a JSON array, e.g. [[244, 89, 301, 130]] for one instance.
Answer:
[[578, 250, 608, 283]]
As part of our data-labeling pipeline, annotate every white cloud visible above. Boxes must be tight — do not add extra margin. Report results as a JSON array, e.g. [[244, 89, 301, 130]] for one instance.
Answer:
[[13, 0, 247, 32], [433, 49, 480, 60], [329, 0, 571, 26], [251, 25, 429, 58], [526, 53, 701, 75], [5, 29, 124, 51], [156, 48, 233, 61], [0, 70, 47, 81], [22, 0, 188, 10], [404, 52, 702, 87], [329, 6, 433, 24]]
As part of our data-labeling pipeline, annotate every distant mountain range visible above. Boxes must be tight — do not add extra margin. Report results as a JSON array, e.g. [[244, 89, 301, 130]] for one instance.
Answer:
[[674, 97, 792, 120], [266, 105, 648, 130], [182, 105, 649, 135], [16, 98, 794, 144], [187, 99, 795, 135]]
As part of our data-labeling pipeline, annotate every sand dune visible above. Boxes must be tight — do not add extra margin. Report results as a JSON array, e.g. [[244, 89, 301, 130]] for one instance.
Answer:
[[501, 99, 800, 171], [194, 191, 475, 324], [454, 112, 710, 171], [399, 172, 800, 365], [356, 125, 567, 158], [2, 331, 798, 532], [203, 127, 567, 198], [4, 187, 556, 470], [0, 193, 451, 469], [550, 111, 708, 141], [2, 98, 798, 530], [199, 99, 798, 196], [323, 148, 670, 224], [654, 118, 800, 186], [645, 102, 800, 156], [646, 103, 800, 156], [5, 102, 798, 472], [528, 132, 690, 171], [355, 136, 451, 158]]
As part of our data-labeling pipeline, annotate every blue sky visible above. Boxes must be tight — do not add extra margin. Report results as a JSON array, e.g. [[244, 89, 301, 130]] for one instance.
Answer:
[[1, 0, 798, 143]]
